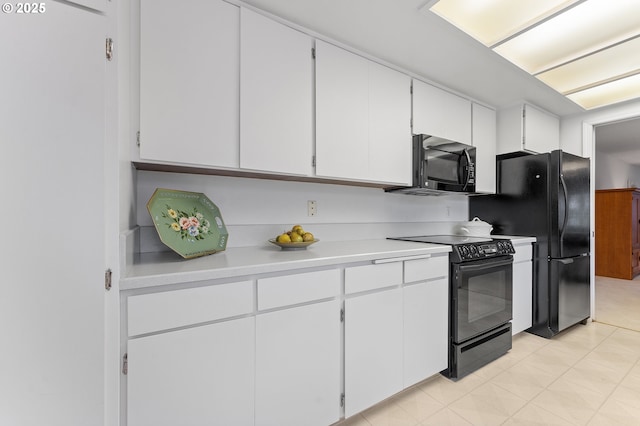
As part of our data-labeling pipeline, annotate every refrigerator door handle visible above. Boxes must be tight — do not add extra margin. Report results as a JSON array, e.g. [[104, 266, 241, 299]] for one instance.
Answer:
[[557, 258, 574, 264], [559, 173, 569, 244]]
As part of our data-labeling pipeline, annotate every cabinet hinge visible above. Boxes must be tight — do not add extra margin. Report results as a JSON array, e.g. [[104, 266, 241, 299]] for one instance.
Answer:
[[340, 308, 344, 322], [340, 393, 345, 408], [312, 155, 316, 168], [122, 353, 128, 375], [136, 131, 141, 147], [104, 268, 112, 291], [106, 37, 114, 61], [312, 47, 316, 59]]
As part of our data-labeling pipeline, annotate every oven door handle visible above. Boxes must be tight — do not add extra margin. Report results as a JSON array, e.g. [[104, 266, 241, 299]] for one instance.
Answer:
[[457, 257, 513, 272]]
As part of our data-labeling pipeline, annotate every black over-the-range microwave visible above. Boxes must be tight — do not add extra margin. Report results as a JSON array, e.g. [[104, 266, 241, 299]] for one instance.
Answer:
[[386, 134, 476, 195]]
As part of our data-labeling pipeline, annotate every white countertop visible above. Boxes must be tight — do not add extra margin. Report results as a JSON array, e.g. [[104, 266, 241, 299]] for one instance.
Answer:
[[122, 239, 452, 291]]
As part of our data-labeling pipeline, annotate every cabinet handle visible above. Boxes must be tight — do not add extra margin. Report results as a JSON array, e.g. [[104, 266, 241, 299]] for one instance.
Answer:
[[373, 254, 431, 264]]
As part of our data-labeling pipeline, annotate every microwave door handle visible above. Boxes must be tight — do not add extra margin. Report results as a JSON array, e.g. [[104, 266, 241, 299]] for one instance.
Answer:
[[462, 149, 472, 190]]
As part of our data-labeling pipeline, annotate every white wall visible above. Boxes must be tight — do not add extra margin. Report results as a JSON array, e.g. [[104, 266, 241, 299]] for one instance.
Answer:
[[595, 151, 640, 189], [560, 99, 640, 155], [136, 171, 470, 248]]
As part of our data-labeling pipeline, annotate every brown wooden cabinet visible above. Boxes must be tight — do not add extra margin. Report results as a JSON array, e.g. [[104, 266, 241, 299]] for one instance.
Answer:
[[595, 188, 640, 279]]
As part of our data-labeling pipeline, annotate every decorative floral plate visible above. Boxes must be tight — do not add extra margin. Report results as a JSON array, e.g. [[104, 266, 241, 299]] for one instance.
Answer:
[[147, 188, 228, 259], [268, 239, 318, 250]]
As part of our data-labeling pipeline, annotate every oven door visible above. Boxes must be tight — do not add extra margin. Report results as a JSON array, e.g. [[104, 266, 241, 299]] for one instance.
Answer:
[[452, 256, 513, 343]]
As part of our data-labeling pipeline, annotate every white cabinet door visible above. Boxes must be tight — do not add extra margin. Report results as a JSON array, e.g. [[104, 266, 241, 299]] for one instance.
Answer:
[[512, 244, 533, 335], [369, 62, 412, 185], [128, 317, 255, 426], [472, 103, 497, 194], [412, 79, 472, 144], [240, 8, 313, 175], [403, 279, 449, 387], [523, 104, 560, 154], [316, 41, 411, 184], [345, 288, 403, 417], [512, 261, 533, 335], [139, 0, 239, 168], [1, 3, 105, 424], [256, 300, 341, 426], [497, 103, 559, 154], [316, 40, 369, 181]]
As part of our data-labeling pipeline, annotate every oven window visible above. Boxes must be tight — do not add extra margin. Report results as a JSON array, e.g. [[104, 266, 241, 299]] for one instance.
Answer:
[[467, 270, 508, 322], [454, 259, 513, 343]]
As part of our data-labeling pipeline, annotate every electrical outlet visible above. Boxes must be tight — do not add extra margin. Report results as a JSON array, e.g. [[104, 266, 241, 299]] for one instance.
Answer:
[[307, 200, 317, 216]]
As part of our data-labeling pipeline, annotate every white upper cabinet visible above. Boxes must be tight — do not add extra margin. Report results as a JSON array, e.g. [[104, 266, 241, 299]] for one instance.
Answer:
[[412, 79, 472, 144], [472, 103, 497, 194], [315, 40, 411, 185], [368, 63, 413, 185], [497, 103, 560, 154], [316, 40, 372, 182], [139, 0, 240, 168], [240, 8, 313, 176]]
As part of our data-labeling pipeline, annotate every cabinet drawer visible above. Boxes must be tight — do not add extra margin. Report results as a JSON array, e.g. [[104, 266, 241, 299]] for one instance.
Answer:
[[404, 255, 448, 283], [513, 243, 533, 263], [128, 280, 253, 336], [345, 262, 402, 294], [258, 269, 341, 310]]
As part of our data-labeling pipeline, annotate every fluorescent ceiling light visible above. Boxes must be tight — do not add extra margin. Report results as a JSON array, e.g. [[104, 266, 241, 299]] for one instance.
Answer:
[[426, 0, 640, 110], [429, 0, 580, 47], [567, 73, 640, 110]]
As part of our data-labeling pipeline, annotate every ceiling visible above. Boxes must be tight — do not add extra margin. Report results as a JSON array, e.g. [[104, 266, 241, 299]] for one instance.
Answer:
[[241, 0, 640, 165]]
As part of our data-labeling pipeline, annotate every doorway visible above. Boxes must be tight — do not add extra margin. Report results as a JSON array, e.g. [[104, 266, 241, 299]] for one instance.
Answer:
[[587, 113, 640, 328]]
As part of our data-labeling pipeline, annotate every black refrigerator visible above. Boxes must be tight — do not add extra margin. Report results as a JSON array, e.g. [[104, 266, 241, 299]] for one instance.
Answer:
[[469, 150, 591, 338]]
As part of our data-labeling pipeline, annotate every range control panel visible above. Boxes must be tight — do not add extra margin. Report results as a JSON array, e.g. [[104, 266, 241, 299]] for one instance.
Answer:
[[453, 240, 515, 262]]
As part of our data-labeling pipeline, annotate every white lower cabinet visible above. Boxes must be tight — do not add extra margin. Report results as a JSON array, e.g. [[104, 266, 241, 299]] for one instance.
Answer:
[[124, 255, 452, 424], [345, 287, 403, 417], [255, 300, 341, 426], [512, 243, 533, 335], [403, 278, 448, 387], [127, 317, 255, 426]]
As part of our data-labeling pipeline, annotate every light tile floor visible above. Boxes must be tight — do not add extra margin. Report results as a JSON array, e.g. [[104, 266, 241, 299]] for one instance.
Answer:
[[336, 276, 640, 425]]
